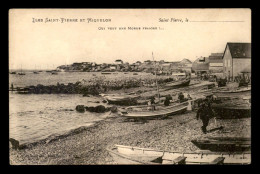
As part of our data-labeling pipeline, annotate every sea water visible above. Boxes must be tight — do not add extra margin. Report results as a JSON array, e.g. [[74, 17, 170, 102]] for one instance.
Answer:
[[8, 71, 153, 144]]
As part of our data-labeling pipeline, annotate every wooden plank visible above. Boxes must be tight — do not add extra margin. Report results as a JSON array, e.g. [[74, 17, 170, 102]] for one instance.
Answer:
[[210, 157, 225, 165]]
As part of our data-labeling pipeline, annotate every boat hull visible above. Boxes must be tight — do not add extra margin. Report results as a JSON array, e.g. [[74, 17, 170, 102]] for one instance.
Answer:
[[164, 79, 190, 89], [120, 102, 188, 119], [107, 144, 251, 165], [105, 95, 140, 106], [191, 137, 251, 152]]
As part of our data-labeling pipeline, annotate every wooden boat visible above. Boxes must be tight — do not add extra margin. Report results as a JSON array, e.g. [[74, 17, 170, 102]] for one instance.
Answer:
[[107, 144, 251, 165], [51, 71, 58, 75], [104, 94, 140, 105], [164, 78, 190, 89], [191, 137, 251, 152], [10, 72, 16, 74], [119, 102, 188, 119], [133, 73, 138, 75], [212, 86, 251, 98], [101, 72, 111, 75], [33, 71, 39, 74], [18, 72, 25, 75]]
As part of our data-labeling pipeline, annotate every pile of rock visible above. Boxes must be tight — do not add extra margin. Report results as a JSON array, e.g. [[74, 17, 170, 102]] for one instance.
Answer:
[[76, 105, 117, 113]]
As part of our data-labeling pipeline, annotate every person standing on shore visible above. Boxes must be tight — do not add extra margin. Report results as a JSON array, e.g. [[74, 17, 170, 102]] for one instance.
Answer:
[[196, 100, 213, 134], [11, 83, 14, 91], [150, 96, 156, 111]]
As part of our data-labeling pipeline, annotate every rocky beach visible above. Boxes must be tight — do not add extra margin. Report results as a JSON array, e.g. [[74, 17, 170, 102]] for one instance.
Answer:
[[9, 110, 250, 165]]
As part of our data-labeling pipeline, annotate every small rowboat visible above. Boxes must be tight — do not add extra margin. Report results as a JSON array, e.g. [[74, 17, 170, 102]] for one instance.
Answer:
[[164, 78, 190, 89], [119, 102, 188, 119], [107, 144, 251, 165], [104, 94, 140, 105]]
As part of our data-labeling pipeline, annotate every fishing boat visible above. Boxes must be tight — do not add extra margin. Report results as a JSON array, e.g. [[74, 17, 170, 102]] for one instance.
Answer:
[[119, 102, 188, 119], [191, 137, 251, 152], [10, 72, 16, 74], [133, 73, 138, 75], [212, 86, 251, 98], [18, 65, 26, 75], [107, 144, 251, 165], [164, 78, 190, 89]]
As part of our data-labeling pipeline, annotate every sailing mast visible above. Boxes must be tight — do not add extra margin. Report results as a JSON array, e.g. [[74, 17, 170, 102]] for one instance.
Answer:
[[152, 52, 160, 101]]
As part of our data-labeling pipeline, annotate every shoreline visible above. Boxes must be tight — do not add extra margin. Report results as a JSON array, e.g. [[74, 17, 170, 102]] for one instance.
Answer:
[[9, 111, 250, 165]]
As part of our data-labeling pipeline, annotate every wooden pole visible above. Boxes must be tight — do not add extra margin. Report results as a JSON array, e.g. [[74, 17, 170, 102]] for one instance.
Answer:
[[152, 52, 160, 102]]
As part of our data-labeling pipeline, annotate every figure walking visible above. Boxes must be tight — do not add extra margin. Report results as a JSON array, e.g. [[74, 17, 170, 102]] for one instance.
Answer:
[[150, 96, 156, 111], [196, 100, 214, 134]]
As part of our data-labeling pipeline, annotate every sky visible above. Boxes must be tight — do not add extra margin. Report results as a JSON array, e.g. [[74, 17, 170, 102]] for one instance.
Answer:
[[9, 9, 251, 70]]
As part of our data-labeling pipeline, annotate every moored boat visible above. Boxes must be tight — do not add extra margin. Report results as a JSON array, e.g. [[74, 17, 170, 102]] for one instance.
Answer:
[[107, 144, 251, 165]]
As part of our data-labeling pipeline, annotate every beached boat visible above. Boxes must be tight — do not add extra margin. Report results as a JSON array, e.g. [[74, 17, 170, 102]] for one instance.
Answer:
[[51, 71, 58, 75], [119, 102, 188, 119], [212, 86, 251, 98], [191, 137, 251, 152], [164, 78, 190, 89], [104, 94, 140, 105], [10, 72, 16, 74], [107, 144, 251, 165], [101, 72, 111, 75]]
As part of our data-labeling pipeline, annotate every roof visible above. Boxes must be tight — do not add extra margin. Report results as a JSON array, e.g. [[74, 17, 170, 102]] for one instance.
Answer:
[[208, 52, 223, 63], [180, 59, 192, 64], [210, 53, 224, 57], [226, 43, 251, 58]]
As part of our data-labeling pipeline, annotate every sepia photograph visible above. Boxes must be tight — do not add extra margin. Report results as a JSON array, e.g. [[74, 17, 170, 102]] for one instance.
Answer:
[[9, 8, 251, 165]]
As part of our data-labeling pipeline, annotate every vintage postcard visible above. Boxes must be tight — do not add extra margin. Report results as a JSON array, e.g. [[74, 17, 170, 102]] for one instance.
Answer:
[[9, 8, 251, 165]]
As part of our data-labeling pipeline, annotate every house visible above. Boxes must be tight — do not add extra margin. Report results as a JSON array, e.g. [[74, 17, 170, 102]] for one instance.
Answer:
[[144, 60, 151, 65], [136, 61, 142, 66], [109, 65, 117, 71], [192, 57, 209, 74], [208, 53, 224, 73], [115, 59, 123, 65], [222, 43, 251, 80]]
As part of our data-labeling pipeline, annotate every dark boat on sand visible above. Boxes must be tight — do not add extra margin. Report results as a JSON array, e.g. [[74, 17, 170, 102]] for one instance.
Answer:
[[191, 137, 251, 152], [103, 94, 140, 106], [101, 72, 111, 75], [107, 144, 251, 165], [164, 78, 190, 89], [212, 86, 251, 98]]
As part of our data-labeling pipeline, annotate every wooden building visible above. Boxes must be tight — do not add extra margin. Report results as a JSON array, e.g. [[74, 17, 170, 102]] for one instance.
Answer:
[[208, 53, 224, 73], [222, 43, 251, 80]]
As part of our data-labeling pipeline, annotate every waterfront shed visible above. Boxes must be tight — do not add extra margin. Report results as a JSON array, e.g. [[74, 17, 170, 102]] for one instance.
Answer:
[[222, 43, 251, 80]]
